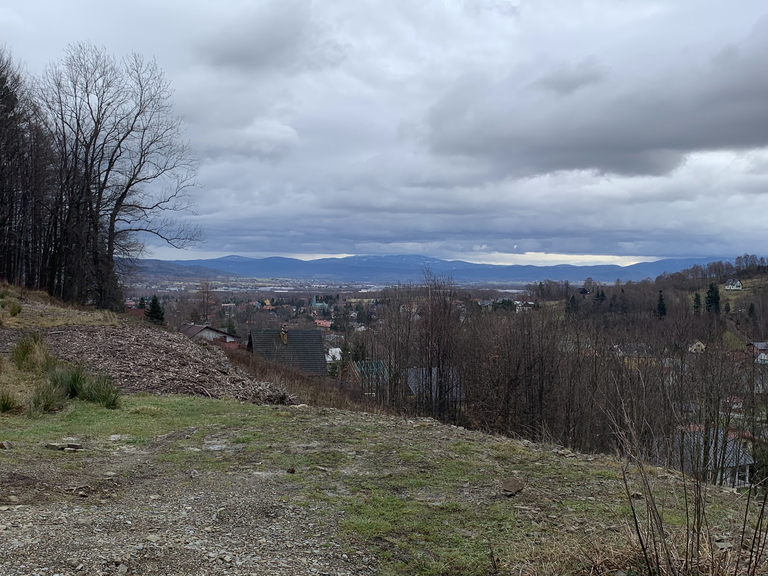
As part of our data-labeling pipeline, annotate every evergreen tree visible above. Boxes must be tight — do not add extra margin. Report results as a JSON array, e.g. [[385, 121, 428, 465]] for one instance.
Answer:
[[705, 282, 720, 315], [657, 290, 666, 318], [137, 296, 146, 309], [749, 303, 756, 318], [144, 295, 165, 325], [566, 295, 579, 315], [693, 292, 702, 315]]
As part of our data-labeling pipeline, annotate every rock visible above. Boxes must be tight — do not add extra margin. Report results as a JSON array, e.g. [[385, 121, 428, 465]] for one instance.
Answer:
[[117, 563, 128, 575], [45, 443, 66, 451], [67, 443, 84, 450], [7, 496, 19, 503], [714, 539, 732, 551], [286, 467, 296, 474], [145, 534, 160, 542], [501, 477, 524, 496], [0, 441, 13, 450]]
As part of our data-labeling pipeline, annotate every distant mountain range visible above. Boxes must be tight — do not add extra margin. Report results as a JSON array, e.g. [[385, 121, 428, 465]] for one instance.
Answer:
[[132, 254, 726, 285]]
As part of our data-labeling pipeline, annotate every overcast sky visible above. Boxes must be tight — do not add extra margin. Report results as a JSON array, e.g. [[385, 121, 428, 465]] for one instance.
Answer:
[[3, 1, 767, 265]]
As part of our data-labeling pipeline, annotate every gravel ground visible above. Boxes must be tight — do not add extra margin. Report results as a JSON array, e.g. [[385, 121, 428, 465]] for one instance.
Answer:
[[0, 433, 375, 576]]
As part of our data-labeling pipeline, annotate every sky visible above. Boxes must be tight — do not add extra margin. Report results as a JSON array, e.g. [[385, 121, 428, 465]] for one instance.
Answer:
[[3, 0, 768, 266]]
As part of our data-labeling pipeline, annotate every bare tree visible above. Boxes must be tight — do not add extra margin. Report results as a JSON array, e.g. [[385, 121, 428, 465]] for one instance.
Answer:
[[37, 43, 200, 309]]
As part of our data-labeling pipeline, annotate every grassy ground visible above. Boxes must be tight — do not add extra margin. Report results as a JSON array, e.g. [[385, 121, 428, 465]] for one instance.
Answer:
[[0, 392, 752, 575]]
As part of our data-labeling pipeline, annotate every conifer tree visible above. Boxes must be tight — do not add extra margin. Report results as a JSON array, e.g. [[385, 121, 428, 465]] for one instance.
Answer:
[[693, 292, 702, 315], [657, 290, 666, 318], [705, 282, 720, 315], [145, 294, 165, 325]]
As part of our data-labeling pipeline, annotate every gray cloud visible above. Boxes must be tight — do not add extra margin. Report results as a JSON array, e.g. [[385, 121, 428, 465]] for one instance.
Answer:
[[196, 0, 346, 73], [5, 0, 768, 265], [532, 58, 605, 95], [426, 16, 768, 177]]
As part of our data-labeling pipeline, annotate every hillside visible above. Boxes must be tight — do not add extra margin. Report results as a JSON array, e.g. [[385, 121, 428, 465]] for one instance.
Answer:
[[158, 254, 724, 284], [0, 287, 760, 575]]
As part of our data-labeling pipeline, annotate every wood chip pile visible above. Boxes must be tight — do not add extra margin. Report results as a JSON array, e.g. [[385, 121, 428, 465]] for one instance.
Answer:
[[42, 325, 292, 405]]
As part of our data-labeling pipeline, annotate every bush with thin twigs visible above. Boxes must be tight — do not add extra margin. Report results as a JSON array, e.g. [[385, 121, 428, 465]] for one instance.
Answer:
[[614, 409, 768, 576], [224, 347, 387, 412]]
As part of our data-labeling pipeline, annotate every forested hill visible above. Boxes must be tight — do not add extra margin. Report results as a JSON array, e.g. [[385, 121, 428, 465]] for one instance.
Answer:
[[146, 254, 725, 284]]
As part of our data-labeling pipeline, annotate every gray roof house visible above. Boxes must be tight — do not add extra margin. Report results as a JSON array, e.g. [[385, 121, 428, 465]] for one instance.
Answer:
[[247, 328, 327, 376], [654, 426, 754, 488], [179, 323, 238, 343]]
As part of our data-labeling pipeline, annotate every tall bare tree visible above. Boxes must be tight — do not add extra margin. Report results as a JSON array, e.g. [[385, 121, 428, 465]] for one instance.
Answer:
[[37, 43, 200, 309]]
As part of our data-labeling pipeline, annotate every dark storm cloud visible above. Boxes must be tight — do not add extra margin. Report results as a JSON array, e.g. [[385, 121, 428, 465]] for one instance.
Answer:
[[426, 16, 768, 177]]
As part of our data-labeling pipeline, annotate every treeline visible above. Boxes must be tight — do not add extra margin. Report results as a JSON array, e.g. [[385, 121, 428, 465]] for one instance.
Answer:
[[0, 45, 197, 310], [346, 268, 768, 481]]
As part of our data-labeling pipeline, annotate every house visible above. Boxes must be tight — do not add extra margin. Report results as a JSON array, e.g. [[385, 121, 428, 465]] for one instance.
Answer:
[[756, 353, 768, 365], [247, 328, 327, 376], [655, 425, 754, 488], [747, 342, 768, 357], [688, 340, 706, 354], [349, 360, 390, 397], [725, 279, 743, 291], [179, 323, 238, 343]]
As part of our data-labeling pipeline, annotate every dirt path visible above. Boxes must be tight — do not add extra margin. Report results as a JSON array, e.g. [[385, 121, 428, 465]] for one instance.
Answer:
[[0, 429, 373, 576]]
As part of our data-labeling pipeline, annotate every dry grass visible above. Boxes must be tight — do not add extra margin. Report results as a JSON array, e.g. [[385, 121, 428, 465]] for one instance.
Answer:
[[224, 346, 394, 413], [0, 283, 121, 329]]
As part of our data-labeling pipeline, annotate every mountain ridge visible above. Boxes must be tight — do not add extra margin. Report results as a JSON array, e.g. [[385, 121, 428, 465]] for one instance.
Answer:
[[134, 254, 727, 284]]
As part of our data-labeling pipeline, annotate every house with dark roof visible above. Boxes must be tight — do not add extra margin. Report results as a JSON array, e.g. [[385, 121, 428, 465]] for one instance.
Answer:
[[179, 323, 238, 343], [725, 279, 743, 291], [748, 342, 768, 357], [654, 425, 754, 488], [247, 328, 327, 376]]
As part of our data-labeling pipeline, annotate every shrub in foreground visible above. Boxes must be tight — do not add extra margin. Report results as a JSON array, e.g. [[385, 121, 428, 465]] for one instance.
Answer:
[[11, 333, 54, 372], [80, 373, 121, 409], [49, 364, 87, 398], [47, 365, 120, 409], [0, 389, 19, 413], [27, 380, 68, 414]]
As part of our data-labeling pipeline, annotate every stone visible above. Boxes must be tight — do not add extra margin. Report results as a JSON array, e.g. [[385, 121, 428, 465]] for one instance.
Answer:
[[117, 563, 128, 575], [501, 477, 524, 496], [7, 496, 19, 503], [0, 441, 13, 450], [45, 443, 66, 451]]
